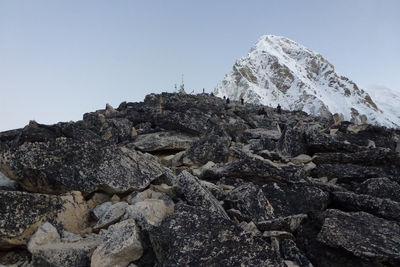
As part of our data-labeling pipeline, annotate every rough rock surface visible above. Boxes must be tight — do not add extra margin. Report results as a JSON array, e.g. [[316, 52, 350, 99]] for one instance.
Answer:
[[1, 92, 399, 266], [149, 203, 282, 266], [91, 219, 143, 267]]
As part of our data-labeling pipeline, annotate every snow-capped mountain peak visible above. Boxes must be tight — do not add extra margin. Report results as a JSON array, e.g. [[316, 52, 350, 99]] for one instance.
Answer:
[[215, 35, 399, 128]]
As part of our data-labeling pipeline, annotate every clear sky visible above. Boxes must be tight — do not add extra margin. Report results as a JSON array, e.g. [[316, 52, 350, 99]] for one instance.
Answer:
[[1, 0, 399, 131]]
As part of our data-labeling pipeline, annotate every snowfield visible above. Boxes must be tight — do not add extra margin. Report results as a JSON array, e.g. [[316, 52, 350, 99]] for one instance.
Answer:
[[215, 35, 400, 128]]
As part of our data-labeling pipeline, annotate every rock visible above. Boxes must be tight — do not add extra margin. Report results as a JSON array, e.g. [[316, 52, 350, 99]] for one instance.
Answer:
[[318, 209, 400, 265], [262, 231, 294, 240], [174, 171, 229, 219], [278, 126, 308, 157], [150, 183, 175, 197], [225, 182, 274, 222], [111, 194, 121, 204], [125, 199, 174, 229], [0, 171, 17, 191], [91, 219, 143, 267], [290, 154, 312, 165], [331, 191, 400, 222], [93, 202, 128, 231], [240, 221, 261, 236], [27, 222, 100, 267], [0, 140, 166, 194], [354, 177, 400, 203], [311, 163, 400, 183], [191, 161, 216, 177], [149, 203, 282, 266], [87, 192, 110, 210], [129, 131, 195, 152], [202, 156, 302, 184], [256, 214, 307, 232], [0, 191, 90, 248], [160, 151, 185, 167], [311, 148, 400, 165], [92, 201, 112, 220], [262, 182, 329, 217], [280, 239, 313, 267], [183, 127, 231, 165], [199, 179, 225, 200]]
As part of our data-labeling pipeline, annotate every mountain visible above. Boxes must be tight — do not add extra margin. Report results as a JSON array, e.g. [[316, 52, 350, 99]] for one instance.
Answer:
[[215, 35, 400, 128]]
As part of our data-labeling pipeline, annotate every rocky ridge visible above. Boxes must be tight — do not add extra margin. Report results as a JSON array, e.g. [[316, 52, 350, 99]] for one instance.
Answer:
[[1, 92, 400, 266]]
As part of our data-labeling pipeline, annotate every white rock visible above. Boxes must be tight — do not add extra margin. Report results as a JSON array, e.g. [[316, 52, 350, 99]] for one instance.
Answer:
[[93, 202, 128, 231]]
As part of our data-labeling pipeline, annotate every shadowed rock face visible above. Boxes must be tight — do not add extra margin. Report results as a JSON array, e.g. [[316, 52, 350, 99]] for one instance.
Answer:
[[0, 92, 400, 266], [149, 204, 281, 266]]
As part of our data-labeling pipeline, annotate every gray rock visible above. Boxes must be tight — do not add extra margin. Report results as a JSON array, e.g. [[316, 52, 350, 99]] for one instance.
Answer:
[[244, 128, 282, 141], [27, 222, 100, 267], [262, 231, 294, 240], [318, 209, 400, 265], [0, 140, 166, 195], [92, 201, 112, 220], [0, 191, 90, 248], [331, 191, 400, 222], [149, 203, 282, 266], [256, 214, 307, 233], [93, 202, 128, 231], [225, 182, 274, 222], [174, 171, 229, 219], [91, 219, 143, 267], [0, 172, 17, 191], [129, 131, 195, 152], [355, 177, 400, 203], [280, 239, 313, 267], [125, 199, 174, 229], [262, 182, 329, 217]]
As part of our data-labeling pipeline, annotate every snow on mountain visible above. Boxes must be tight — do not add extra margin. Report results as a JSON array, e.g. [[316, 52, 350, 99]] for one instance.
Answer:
[[215, 35, 400, 128]]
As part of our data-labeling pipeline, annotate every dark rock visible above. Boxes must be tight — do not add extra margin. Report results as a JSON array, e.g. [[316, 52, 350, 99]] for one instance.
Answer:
[[149, 203, 282, 266], [312, 148, 400, 165], [296, 211, 378, 267], [224, 182, 274, 222], [202, 156, 302, 184], [0, 191, 90, 248], [280, 239, 312, 267], [355, 177, 400, 203], [0, 140, 166, 194], [331, 191, 400, 222], [278, 126, 308, 157], [183, 127, 231, 165], [174, 171, 229, 219], [262, 182, 329, 217], [129, 131, 195, 153], [318, 209, 400, 265], [256, 214, 307, 233], [311, 163, 400, 184]]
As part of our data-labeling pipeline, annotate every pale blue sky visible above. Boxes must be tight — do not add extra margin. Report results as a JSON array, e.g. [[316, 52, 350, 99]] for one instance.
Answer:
[[1, 0, 399, 131]]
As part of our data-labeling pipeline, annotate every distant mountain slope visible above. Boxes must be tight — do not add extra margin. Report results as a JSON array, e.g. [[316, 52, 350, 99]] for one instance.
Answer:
[[215, 35, 400, 128]]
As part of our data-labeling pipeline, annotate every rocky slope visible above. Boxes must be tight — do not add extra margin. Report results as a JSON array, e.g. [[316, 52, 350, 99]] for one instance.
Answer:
[[215, 35, 400, 128], [1, 92, 400, 266]]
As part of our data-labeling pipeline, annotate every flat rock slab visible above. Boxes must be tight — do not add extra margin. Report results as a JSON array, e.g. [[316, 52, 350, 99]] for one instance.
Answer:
[[0, 138, 166, 194], [149, 203, 282, 266], [130, 131, 196, 152], [318, 209, 400, 265]]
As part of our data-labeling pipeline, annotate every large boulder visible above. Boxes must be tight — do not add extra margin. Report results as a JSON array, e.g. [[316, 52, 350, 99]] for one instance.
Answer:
[[262, 182, 329, 217], [0, 138, 166, 194], [27, 222, 100, 267], [0, 191, 90, 248], [129, 131, 196, 152], [149, 203, 282, 266], [331, 191, 400, 222], [318, 209, 400, 265], [354, 177, 400, 203], [183, 127, 231, 165], [174, 171, 229, 219], [91, 219, 143, 267], [224, 182, 274, 222]]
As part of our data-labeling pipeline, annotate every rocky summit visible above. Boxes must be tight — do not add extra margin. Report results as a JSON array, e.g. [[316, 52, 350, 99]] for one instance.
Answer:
[[1, 92, 400, 266]]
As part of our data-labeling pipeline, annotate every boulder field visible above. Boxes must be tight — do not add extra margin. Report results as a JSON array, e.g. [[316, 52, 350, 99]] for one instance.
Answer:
[[1, 92, 399, 266]]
